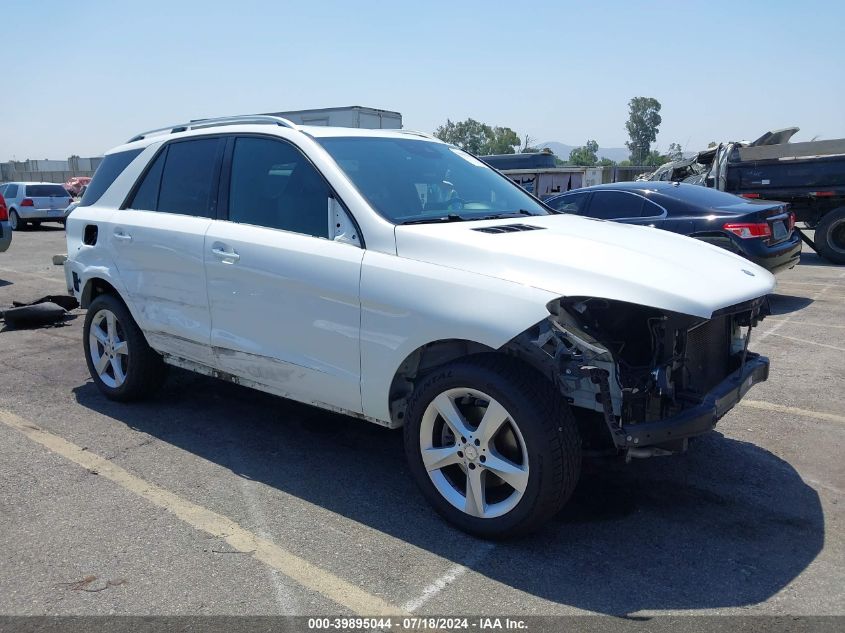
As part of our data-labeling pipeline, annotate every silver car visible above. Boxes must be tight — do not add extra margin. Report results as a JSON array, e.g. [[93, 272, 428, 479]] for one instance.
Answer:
[[0, 182, 74, 230]]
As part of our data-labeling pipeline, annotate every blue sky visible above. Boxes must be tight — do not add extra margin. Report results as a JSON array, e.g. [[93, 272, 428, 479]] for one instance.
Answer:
[[2, 0, 843, 160]]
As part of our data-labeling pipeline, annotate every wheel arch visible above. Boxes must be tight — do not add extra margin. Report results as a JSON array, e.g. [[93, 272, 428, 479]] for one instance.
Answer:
[[80, 276, 124, 309], [388, 339, 494, 427], [387, 338, 558, 428]]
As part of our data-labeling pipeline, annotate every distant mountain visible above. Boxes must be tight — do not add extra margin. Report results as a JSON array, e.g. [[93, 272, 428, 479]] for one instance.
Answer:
[[539, 141, 630, 163]]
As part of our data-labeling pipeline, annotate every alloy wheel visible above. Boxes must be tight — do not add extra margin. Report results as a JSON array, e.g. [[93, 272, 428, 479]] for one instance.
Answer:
[[419, 388, 529, 519], [88, 309, 129, 388]]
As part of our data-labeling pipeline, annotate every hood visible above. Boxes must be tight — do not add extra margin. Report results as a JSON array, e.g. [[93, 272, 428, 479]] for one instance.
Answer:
[[394, 215, 775, 319]]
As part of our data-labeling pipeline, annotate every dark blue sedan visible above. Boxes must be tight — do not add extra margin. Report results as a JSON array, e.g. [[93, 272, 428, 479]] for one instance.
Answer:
[[545, 182, 802, 274]]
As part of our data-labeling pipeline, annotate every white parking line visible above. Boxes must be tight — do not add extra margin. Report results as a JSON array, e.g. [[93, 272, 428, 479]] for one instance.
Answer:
[[760, 270, 845, 341], [762, 332, 845, 352], [775, 279, 845, 287], [0, 408, 404, 616], [765, 319, 845, 330], [739, 399, 845, 425], [402, 542, 496, 613]]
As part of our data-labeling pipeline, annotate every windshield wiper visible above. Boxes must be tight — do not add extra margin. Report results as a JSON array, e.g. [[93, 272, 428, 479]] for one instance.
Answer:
[[399, 213, 470, 225], [479, 209, 541, 220]]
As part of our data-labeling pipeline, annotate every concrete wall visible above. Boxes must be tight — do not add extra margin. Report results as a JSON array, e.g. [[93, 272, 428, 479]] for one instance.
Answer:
[[1, 156, 102, 184], [1, 170, 96, 184]]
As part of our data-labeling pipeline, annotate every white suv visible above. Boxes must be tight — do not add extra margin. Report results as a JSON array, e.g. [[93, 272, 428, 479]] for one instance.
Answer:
[[65, 115, 774, 536]]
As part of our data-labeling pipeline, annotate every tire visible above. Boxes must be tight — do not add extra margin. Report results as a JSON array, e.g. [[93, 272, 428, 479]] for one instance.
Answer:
[[403, 355, 581, 538], [83, 293, 167, 401], [814, 207, 845, 264], [9, 210, 24, 231]]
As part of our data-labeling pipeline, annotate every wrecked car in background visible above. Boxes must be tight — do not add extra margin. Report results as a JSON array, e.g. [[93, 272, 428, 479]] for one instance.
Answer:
[[65, 115, 774, 537], [643, 127, 845, 264]]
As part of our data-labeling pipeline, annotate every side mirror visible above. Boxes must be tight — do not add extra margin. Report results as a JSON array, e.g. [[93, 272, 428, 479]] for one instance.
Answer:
[[328, 197, 362, 247]]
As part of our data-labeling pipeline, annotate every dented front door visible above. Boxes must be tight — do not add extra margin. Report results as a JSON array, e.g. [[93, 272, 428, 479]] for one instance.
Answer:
[[204, 221, 364, 413]]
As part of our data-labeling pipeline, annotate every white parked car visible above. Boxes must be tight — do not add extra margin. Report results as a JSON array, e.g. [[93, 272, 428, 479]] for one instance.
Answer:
[[0, 182, 74, 229], [64, 115, 775, 536]]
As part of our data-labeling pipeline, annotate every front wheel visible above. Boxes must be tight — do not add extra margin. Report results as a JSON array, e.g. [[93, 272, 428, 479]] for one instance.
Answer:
[[404, 356, 581, 538], [83, 294, 167, 401], [814, 207, 845, 264]]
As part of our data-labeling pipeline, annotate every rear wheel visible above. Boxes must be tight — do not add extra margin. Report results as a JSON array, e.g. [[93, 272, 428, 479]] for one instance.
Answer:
[[9, 210, 24, 230], [404, 356, 581, 537], [815, 207, 845, 264], [83, 294, 167, 401]]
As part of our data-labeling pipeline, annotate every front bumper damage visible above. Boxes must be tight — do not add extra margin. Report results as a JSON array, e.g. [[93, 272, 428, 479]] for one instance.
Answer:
[[612, 352, 768, 449], [505, 295, 770, 456]]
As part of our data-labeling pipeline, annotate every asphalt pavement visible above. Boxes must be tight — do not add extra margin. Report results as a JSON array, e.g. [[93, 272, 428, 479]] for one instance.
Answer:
[[0, 224, 842, 618]]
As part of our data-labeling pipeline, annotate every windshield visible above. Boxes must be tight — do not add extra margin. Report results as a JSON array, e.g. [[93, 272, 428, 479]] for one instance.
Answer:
[[316, 137, 549, 223]]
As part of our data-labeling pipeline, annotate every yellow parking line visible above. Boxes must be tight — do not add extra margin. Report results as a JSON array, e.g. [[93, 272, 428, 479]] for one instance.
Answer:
[[739, 400, 845, 425], [0, 408, 404, 616]]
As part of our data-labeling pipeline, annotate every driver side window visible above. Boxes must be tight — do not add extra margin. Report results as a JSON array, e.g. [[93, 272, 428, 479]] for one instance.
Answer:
[[228, 137, 331, 238]]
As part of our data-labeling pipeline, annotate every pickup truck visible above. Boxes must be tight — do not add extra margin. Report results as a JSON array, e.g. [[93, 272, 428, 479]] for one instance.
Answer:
[[645, 128, 845, 264]]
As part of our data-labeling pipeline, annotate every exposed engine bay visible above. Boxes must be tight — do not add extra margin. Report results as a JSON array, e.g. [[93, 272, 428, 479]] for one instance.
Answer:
[[506, 296, 769, 454]]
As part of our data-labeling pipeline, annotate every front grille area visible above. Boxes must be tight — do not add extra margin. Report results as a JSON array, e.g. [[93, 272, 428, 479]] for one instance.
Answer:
[[684, 316, 732, 395]]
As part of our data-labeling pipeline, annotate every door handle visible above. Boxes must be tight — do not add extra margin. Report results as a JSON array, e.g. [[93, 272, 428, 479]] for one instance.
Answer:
[[113, 231, 132, 242], [212, 247, 240, 261]]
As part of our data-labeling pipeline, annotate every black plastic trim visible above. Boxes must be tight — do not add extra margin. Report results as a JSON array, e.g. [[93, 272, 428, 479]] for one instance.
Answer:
[[618, 353, 769, 448]]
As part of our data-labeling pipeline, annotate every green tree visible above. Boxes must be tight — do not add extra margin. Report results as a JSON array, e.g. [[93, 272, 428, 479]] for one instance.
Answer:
[[569, 140, 599, 166], [665, 142, 684, 162], [434, 118, 489, 154], [597, 157, 616, 167], [433, 118, 521, 155], [642, 150, 670, 167], [485, 126, 521, 154], [520, 134, 540, 153], [625, 97, 662, 164]]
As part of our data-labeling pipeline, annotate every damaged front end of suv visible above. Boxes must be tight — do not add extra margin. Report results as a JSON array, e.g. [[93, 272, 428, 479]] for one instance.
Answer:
[[506, 296, 769, 458]]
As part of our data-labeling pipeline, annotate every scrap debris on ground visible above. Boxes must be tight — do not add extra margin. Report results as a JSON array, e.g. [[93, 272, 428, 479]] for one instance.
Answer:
[[0, 294, 80, 329]]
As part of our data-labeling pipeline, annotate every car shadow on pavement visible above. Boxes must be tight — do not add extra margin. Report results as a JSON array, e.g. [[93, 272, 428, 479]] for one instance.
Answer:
[[767, 293, 814, 315], [19, 224, 65, 232], [73, 369, 824, 616], [798, 251, 841, 268]]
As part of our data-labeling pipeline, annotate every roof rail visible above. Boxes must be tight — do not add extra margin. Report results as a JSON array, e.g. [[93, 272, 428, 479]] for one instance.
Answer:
[[399, 129, 438, 141], [127, 115, 298, 143]]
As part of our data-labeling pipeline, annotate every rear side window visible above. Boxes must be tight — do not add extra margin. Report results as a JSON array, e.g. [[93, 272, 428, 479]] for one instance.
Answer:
[[587, 191, 644, 219], [127, 138, 223, 217], [128, 150, 166, 211], [641, 198, 664, 217], [548, 191, 590, 215], [4, 184, 19, 199], [79, 149, 143, 207], [228, 137, 330, 238], [26, 184, 70, 197]]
